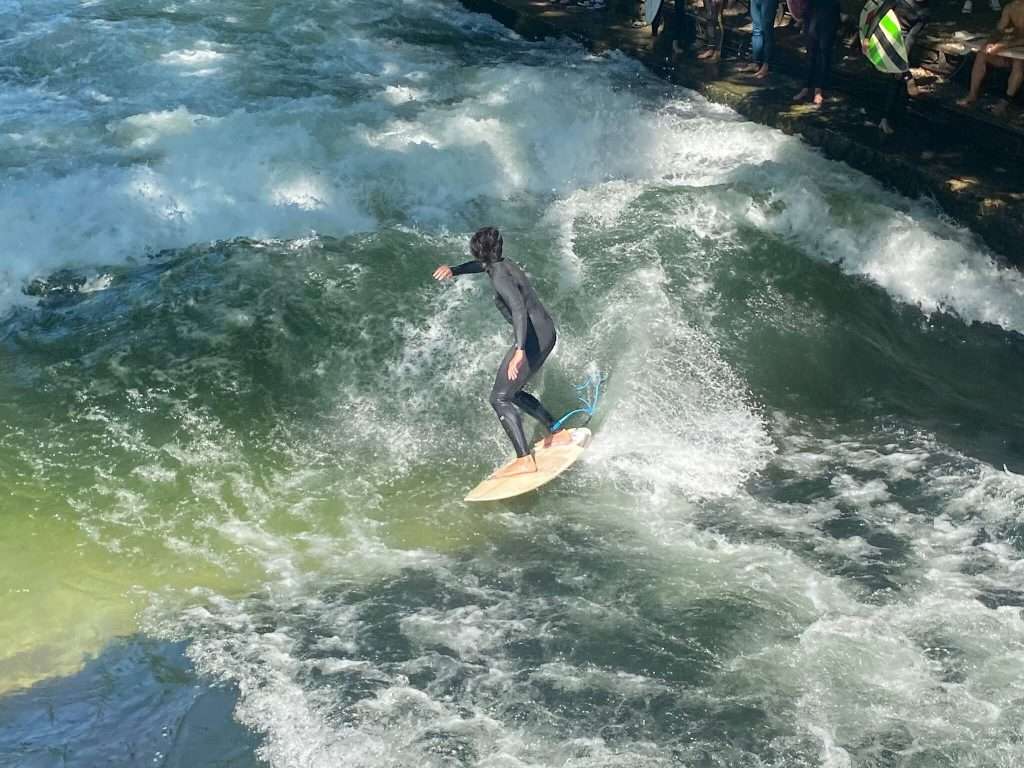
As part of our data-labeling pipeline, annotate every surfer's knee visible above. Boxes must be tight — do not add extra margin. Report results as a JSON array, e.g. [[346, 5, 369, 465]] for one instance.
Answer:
[[490, 389, 513, 413]]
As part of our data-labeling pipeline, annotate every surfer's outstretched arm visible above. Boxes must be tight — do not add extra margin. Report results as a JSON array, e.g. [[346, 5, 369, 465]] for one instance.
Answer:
[[451, 261, 484, 276], [432, 261, 483, 280]]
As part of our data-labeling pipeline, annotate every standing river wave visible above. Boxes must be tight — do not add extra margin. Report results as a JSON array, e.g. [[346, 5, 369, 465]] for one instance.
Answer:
[[3, 1, 1024, 766]]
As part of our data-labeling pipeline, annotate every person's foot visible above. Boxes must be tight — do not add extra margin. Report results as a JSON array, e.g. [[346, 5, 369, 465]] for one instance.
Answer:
[[961, 0, 973, 12], [697, 48, 715, 60], [879, 117, 894, 135], [905, 77, 920, 97], [704, 50, 721, 63], [738, 62, 759, 73], [991, 97, 1011, 116], [812, 89, 825, 105], [957, 94, 978, 107], [754, 64, 770, 79], [793, 87, 810, 101], [536, 430, 574, 450], [492, 454, 538, 478]]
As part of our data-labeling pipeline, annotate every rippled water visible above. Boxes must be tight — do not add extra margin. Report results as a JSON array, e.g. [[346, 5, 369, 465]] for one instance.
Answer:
[[3, 1, 1024, 766]]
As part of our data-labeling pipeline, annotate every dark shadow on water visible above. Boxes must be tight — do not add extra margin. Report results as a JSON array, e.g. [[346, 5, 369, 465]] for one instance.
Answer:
[[0, 637, 265, 768]]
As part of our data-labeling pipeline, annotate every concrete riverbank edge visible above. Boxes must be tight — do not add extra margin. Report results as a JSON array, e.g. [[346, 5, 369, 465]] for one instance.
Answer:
[[459, 0, 1023, 268]]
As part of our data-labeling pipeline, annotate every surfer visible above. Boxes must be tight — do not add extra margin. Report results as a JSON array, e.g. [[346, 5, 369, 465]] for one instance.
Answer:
[[878, 0, 929, 135], [432, 227, 572, 477]]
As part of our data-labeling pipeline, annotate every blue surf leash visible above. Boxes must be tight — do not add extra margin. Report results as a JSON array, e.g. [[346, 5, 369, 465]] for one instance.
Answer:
[[550, 371, 606, 432]]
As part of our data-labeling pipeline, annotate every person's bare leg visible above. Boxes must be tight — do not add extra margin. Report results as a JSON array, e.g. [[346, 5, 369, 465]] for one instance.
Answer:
[[993, 61, 1024, 115], [1006, 59, 1024, 102], [958, 52, 990, 106], [492, 454, 537, 478]]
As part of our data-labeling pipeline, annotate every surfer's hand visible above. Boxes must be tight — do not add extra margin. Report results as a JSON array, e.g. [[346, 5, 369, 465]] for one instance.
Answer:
[[507, 349, 525, 381], [432, 265, 453, 281]]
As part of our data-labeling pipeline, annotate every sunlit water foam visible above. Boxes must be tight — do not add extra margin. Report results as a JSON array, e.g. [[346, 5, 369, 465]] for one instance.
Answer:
[[708, 418, 1024, 766]]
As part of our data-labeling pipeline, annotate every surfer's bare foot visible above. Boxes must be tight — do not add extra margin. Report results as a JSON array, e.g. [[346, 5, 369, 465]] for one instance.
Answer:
[[754, 64, 770, 79], [696, 48, 715, 60], [492, 454, 537, 478], [536, 430, 573, 449]]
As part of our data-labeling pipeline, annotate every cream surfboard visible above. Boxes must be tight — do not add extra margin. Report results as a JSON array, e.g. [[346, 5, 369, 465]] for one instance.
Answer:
[[465, 428, 592, 502]]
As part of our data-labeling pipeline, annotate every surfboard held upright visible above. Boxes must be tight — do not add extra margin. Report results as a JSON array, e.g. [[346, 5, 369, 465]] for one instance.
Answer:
[[464, 428, 592, 502]]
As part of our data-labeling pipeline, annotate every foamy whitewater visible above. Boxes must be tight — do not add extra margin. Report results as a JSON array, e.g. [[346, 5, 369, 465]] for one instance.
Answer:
[[2, 1, 1024, 767]]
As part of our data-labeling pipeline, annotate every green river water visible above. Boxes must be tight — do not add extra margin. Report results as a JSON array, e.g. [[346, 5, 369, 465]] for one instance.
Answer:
[[3, 1, 1024, 766]]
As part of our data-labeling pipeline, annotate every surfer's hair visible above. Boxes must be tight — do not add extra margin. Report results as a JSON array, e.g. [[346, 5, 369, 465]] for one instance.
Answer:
[[470, 226, 503, 264]]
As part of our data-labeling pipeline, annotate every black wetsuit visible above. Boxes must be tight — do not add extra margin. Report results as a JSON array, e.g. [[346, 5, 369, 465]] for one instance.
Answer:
[[450, 258, 557, 458]]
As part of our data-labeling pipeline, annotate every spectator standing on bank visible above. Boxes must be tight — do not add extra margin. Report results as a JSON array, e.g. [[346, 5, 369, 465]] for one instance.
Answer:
[[669, 0, 700, 54], [877, 0, 929, 134], [741, 0, 780, 78], [794, 0, 841, 104], [697, 0, 726, 61], [962, 0, 1001, 15]]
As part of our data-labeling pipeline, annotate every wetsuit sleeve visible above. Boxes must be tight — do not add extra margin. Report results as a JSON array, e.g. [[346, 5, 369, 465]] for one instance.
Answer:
[[450, 261, 485, 276], [491, 269, 528, 350]]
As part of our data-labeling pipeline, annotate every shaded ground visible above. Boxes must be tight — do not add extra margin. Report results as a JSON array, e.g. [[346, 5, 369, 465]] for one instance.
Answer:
[[460, 0, 1024, 265]]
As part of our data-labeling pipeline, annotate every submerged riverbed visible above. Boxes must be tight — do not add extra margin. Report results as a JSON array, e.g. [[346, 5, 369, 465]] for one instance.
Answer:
[[3, 1, 1024, 766]]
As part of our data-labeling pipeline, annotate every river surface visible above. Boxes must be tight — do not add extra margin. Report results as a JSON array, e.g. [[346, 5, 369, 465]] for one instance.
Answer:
[[3, 1, 1024, 766]]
